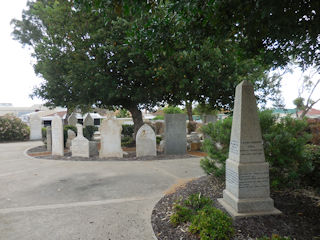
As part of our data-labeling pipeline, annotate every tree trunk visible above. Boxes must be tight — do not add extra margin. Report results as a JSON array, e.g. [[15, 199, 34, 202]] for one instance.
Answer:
[[127, 105, 144, 140], [186, 101, 193, 122]]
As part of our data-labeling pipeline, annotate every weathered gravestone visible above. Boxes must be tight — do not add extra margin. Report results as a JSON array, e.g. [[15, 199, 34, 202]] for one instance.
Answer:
[[164, 114, 187, 155], [68, 112, 77, 126], [136, 124, 156, 157], [52, 115, 64, 156], [218, 80, 281, 218], [204, 114, 217, 124], [71, 124, 89, 157], [99, 118, 123, 158], [84, 113, 94, 126], [66, 129, 76, 149], [46, 126, 52, 151], [29, 113, 42, 140]]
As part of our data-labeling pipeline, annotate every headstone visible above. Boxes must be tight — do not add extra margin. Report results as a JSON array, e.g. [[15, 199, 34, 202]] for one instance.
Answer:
[[89, 141, 99, 156], [136, 124, 156, 157], [99, 118, 123, 158], [52, 116, 64, 156], [68, 112, 77, 126], [164, 114, 187, 155], [71, 124, 89, 157], [29, 113, 42, 140], [158, 140, 165, 153], [46, 126, 52, 151], [84, 113, 94, 126], [66, 129, 76, 149], [206, 115, 217, 124], [218, 81, 281, 218]]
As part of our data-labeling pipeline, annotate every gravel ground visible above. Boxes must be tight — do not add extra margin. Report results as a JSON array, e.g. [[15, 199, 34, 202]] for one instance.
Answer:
[[151, 175, 320, 240], [27, 145, 196, 161]]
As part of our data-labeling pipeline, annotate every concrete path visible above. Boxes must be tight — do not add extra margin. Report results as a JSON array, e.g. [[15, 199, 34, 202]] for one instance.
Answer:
[[0, 141, 205, 240]]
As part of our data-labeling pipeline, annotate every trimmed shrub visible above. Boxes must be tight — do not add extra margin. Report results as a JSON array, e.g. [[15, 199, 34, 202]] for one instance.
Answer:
[[201, 117, 232, 177], [163, 106, 183, 114], [153, 115, 164, 120], [121, 136, 135, 147], [201, 110, 313, 189], [0, 114, 29, 141], [83, 125, 98, 140], [170, 193, 234, 240], [122, 124, 134, 137], [302, 144, 320, 189], [307, 119, 320, 145], [187, 121, 197, 134]]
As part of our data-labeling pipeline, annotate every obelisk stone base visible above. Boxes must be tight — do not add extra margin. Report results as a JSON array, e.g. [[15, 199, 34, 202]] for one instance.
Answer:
[[218, 159, 281, 218]]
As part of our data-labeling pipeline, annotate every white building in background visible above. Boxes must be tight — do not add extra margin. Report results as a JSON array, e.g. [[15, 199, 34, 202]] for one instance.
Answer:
[[0, 103, 66, 118]]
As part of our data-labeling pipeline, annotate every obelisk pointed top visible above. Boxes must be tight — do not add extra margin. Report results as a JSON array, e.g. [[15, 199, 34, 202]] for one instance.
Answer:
[[228, 80, 265, 163]]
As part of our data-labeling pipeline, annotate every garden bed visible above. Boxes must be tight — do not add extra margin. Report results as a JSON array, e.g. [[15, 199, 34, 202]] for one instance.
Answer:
[[27, 145, 197, 161], [151, 175, 320, 240]]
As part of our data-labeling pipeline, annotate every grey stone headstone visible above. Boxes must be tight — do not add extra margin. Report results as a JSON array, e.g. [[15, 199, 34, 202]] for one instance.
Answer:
[[136, 124, 156, 157], [218, 80, 281, 218], [99, 119, 123, 158], [164, 114, 187, 155], [29, 113, 42, 140], [84, 113, 94, 126], [52, 116, 64, 156], [66, 129, 76, 149], [46, 126, 52, 151], [68, 112, 77, 126]]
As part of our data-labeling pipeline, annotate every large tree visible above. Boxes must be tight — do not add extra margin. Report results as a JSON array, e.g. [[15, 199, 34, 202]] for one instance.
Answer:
[[13, 0, 280, 133], [12, 0, 166, 135]]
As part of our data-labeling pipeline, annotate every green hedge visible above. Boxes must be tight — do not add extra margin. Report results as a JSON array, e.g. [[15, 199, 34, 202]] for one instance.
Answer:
[[201, 110, 317, 189], [0, 114, 29, 142]]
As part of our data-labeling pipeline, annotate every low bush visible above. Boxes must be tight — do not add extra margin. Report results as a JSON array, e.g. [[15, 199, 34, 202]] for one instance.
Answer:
[[200, 117, 232, 177], [201, 110, 313, 189], [156, 136, 162, 145], [307, 119, 320, 145], [0, 114, 30, 141], [121, 136, 135, 147], [83, 125, 98, 140], [302, 144, 320, 189], [122, 124, 134, 137], [153, 115, 164, 120], [42, 127, 47, 140], [170, 193, 234, 240], [163, 106, 183, 114], [187, 121, 197, 134]]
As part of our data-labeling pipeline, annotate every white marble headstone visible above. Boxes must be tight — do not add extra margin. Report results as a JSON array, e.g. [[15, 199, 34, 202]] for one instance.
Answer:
[[71, 124, 89, 157], [136, 124, 156, 157], [46, 126, 52, 151], [29, 113, 42, 140], [52, 115, 64, 156], [99, 118, 123, 158]]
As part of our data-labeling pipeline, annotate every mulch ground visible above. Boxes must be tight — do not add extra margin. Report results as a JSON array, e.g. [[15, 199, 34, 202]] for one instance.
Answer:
[[151, 175, 320, 240], [27, 145, 196, 161]]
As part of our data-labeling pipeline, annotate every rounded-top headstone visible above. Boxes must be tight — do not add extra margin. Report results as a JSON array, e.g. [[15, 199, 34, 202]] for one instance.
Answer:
[[136, 124, 156, 157]]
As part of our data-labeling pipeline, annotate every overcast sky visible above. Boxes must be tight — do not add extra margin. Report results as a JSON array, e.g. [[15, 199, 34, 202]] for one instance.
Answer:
[[1, 1, 319, 109]]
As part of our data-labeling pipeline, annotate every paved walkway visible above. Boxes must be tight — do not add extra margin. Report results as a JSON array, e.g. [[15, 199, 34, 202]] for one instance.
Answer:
[[0, 141, 205, 240]]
